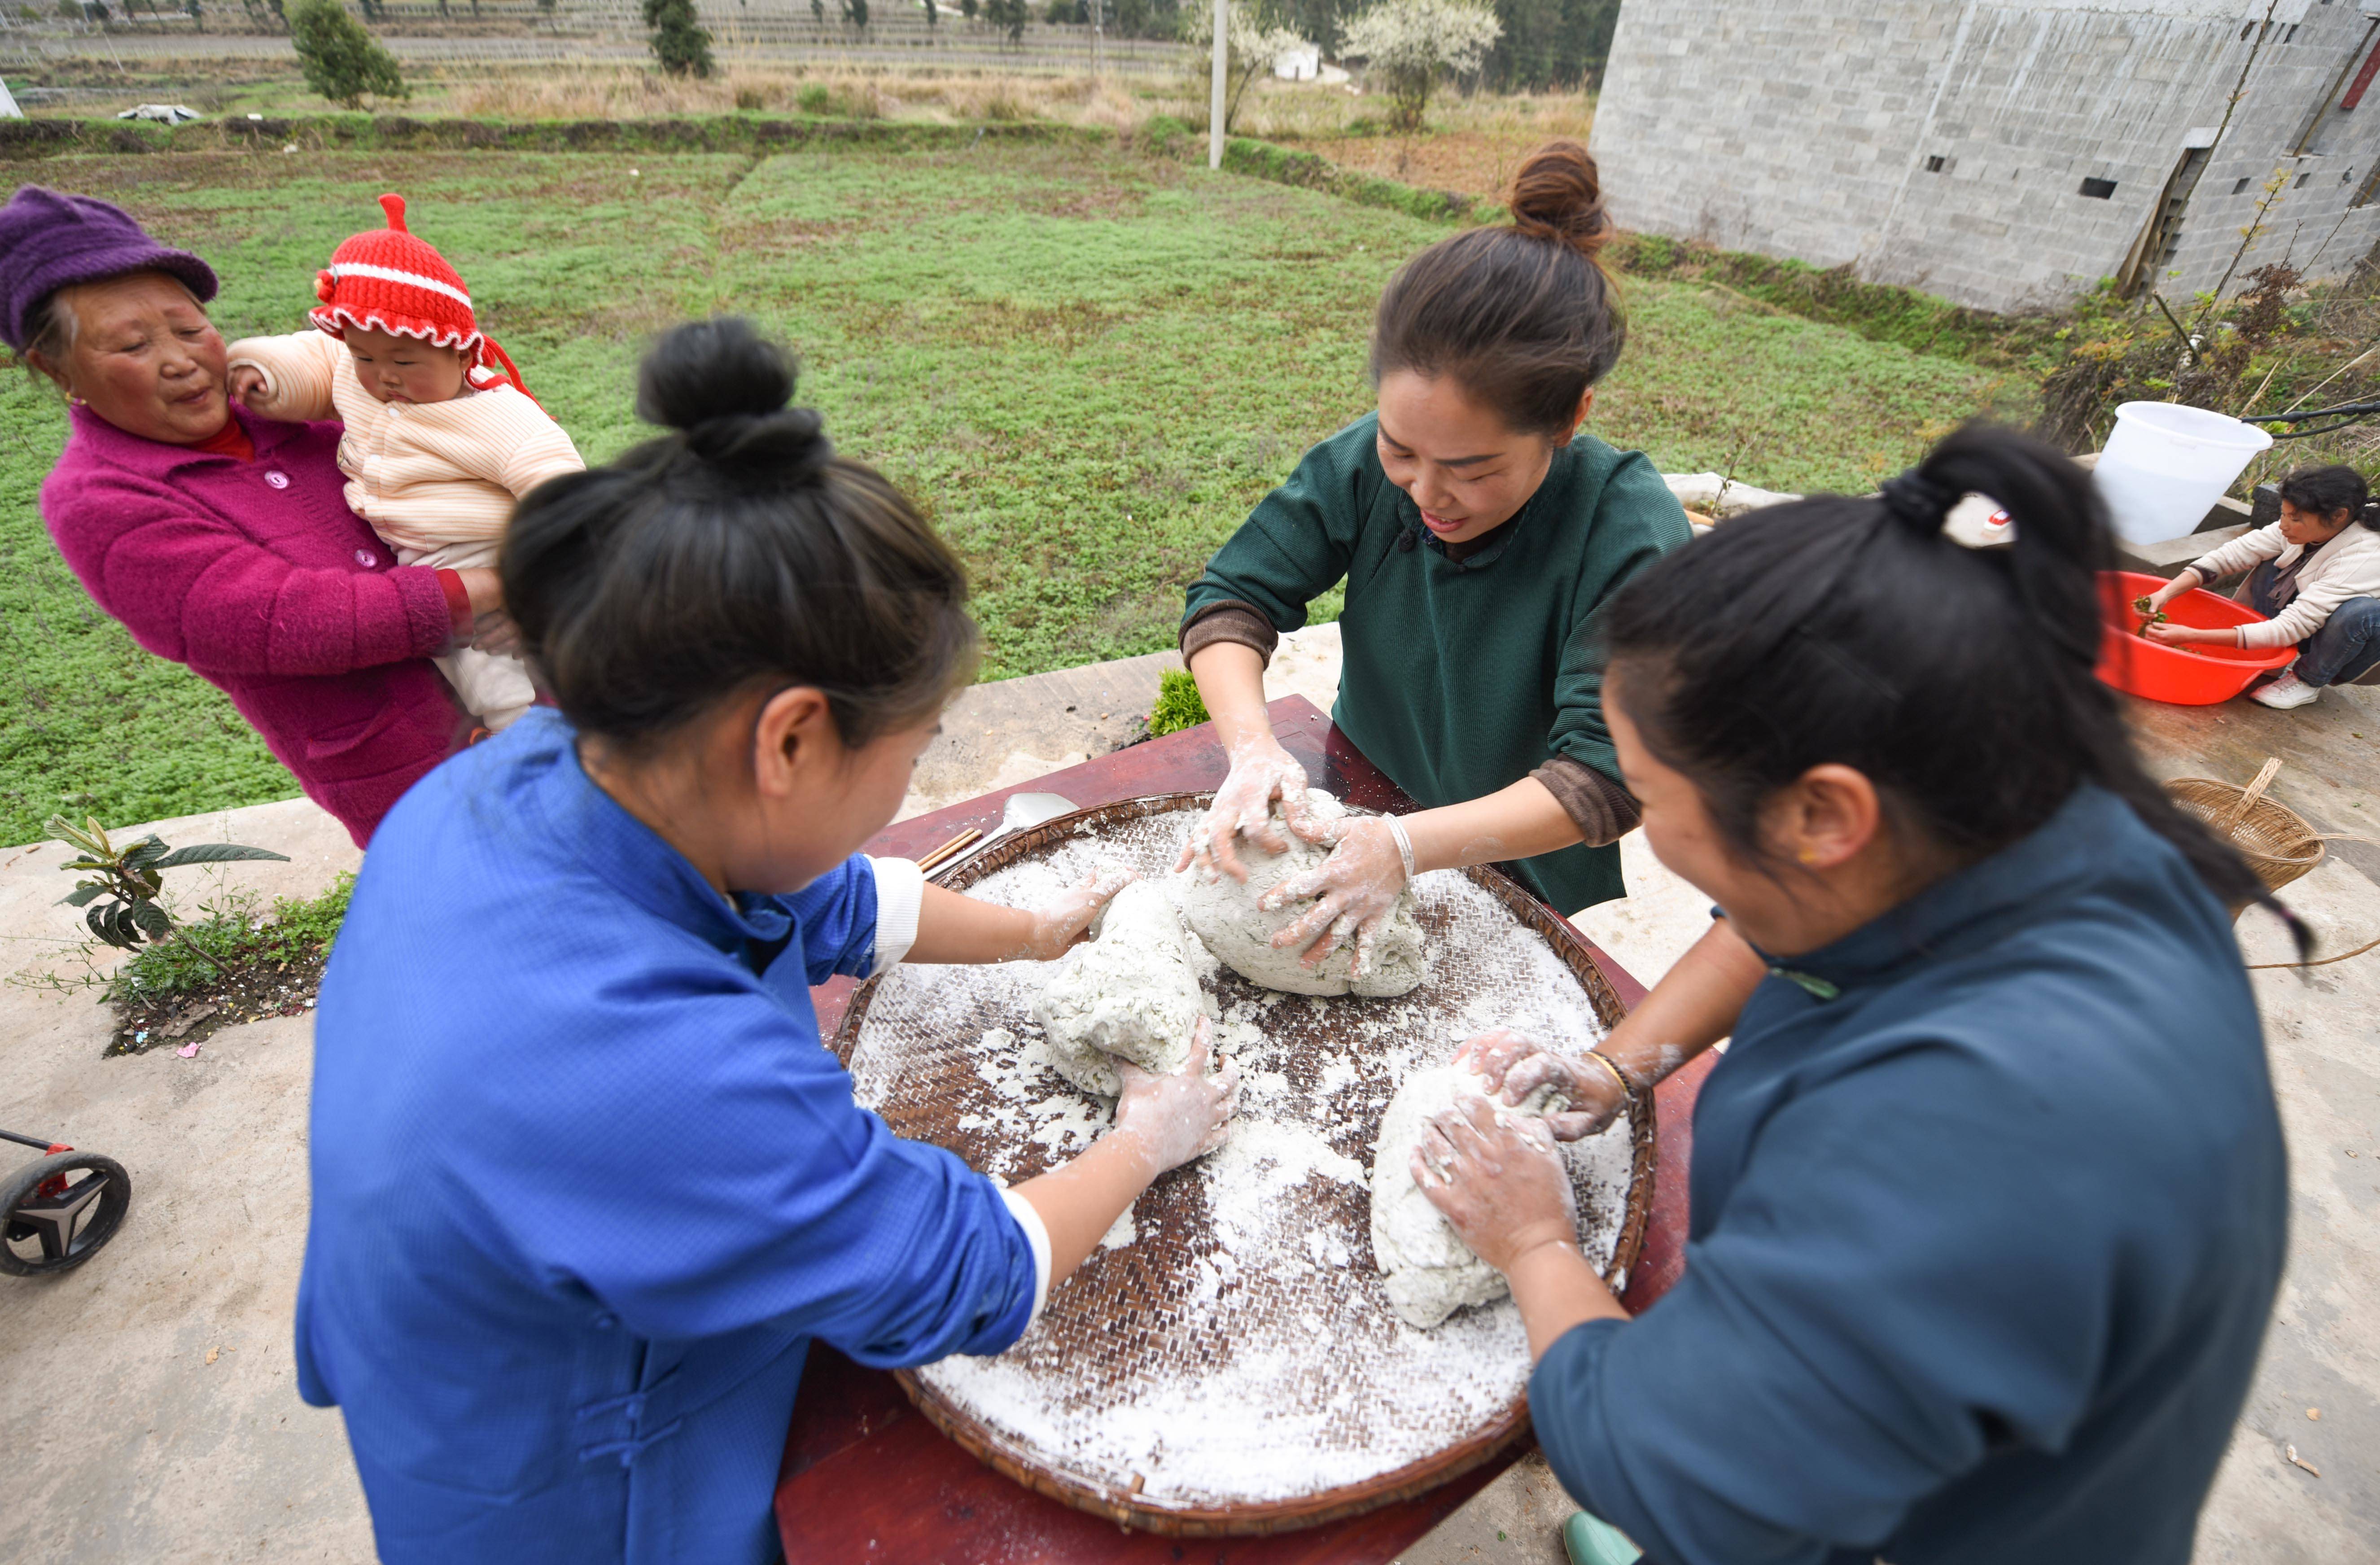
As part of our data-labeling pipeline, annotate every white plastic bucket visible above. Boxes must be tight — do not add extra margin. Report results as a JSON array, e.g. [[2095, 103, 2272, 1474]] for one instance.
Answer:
[[2091, 402, 2272, 546]]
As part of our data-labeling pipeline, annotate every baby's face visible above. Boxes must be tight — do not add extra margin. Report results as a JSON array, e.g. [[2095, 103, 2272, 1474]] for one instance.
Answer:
[[344, 325, 468, 405]]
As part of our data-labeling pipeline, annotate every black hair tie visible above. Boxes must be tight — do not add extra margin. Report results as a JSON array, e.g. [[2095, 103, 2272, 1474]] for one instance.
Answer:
[[1877, 469, 1958, 535]]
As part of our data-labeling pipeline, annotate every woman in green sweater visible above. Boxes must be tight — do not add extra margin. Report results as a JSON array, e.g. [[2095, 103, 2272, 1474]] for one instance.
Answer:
[[1178, 141, 1690, 969]]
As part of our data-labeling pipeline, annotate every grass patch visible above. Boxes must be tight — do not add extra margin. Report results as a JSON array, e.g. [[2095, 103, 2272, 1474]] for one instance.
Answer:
[[1218, 134, 1500, 225], [0, 136, 2020, 844], [1608, 232, 2066, 375]]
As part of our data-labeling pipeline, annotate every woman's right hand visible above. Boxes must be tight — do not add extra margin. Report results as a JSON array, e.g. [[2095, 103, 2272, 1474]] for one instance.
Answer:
[[1176, 735, 1317, 882], [2141, 570, 2200, 616], [1453, 1027, 1629, 1142], [1112, 1017, 1242, 1174]]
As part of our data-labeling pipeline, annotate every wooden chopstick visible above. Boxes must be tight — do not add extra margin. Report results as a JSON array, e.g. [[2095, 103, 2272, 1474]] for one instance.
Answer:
[[914, 826, 981, 874]]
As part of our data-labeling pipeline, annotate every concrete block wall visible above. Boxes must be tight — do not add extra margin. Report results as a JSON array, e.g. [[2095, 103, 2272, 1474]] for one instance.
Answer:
[[1593, 0, 2380, 312]]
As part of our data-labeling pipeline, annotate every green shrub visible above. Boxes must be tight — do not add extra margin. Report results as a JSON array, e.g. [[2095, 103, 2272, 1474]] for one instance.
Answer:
[[1137, 113, 1190, 157], [288, 0, 406, 109], [104, 871, 354, 1008], [796, 81, 831, 113], [1147, 668, 1211, 738], [643, 0, 714, 77]]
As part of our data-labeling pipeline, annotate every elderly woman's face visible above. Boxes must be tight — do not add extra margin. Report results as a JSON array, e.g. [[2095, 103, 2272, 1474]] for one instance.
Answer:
[[36, 271, 229, 446]]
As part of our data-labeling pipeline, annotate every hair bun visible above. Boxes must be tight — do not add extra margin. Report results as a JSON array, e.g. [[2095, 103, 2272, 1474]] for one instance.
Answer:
[[683, 406, 834, 477], [1508, 139, 1611, 260], [634, 315, 831, 479], [636, 315, 797, 433]]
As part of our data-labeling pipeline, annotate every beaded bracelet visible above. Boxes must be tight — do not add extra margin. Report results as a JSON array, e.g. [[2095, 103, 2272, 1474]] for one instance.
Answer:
[[1583, 1049, 1632, 1100]]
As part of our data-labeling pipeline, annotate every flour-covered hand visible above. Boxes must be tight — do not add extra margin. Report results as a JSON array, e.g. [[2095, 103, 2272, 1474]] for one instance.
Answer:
[[1177, 735, 1317, 882], [1452, 1028, 1628, 1142], [1021, 862, 1138, 961], [1111, 1016, 1241, 1173], [1258, 813, 1407, 973], [1413, 1095, 1578, 1276]]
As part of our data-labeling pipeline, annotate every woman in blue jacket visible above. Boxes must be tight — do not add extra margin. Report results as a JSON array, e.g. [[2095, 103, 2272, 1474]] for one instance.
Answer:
[[1411, 425, 2295, 1565], [296, 319, 1241, 1565]]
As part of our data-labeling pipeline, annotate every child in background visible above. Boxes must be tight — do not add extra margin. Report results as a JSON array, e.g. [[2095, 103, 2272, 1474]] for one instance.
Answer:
[[228, 194, 582, 732]]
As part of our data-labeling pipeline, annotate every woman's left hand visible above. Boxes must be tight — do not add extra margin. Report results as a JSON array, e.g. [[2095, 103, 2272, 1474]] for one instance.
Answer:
[[1021, 864, 1138, 961], [1414, 1095, 1578, 1276], [2143, 621, 2232, 647], [471, 611, 523, 657], [1259, 814, 1407, 974], [450, 568, 521, 656], [1452, 1029, 1629, 1142]]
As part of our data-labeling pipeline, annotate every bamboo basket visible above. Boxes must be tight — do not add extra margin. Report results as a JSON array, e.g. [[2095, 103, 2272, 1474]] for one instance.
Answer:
[[2165, 758, 2325, 896], [2166, 758, 2380, 969]]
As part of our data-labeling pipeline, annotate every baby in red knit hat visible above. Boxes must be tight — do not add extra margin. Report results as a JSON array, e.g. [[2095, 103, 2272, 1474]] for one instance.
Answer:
[[226, 193, 583, 732]]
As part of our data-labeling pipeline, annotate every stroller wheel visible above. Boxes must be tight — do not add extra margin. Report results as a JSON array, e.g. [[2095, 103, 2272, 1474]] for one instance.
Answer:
[[1, 1152, 131, 1276]]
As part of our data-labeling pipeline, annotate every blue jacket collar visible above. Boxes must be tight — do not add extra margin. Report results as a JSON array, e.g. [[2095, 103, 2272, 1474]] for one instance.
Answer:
[[1749, 784, 2138, 1001], [519, 710, 793, 954]]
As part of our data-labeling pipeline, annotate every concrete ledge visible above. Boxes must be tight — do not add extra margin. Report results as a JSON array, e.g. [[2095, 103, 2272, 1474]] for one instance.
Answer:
[[2116, 522, 2249, 578]]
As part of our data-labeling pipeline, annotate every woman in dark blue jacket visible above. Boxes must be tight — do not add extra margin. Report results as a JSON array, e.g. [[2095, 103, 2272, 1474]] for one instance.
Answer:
[[1411, 425, 2295, 1565], [298, 319, 1240, 1565]]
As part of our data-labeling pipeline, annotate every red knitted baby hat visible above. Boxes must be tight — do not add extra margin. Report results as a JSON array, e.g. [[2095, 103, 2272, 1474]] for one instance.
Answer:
[[311, 193, 481, 354]]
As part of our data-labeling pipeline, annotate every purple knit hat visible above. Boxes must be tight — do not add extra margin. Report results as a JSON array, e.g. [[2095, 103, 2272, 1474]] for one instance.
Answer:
[[0, 185, 219, 352]]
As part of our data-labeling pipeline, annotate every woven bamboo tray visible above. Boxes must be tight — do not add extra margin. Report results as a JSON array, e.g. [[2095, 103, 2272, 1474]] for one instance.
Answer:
[[830, 792, 1653, 1537], [2166, 758, 2327, 896]]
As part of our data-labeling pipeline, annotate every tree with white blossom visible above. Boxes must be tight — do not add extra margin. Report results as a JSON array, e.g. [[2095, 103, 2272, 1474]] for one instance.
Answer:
[[1339, 0, 1501, 131], [1226, 8, 1315, 133]]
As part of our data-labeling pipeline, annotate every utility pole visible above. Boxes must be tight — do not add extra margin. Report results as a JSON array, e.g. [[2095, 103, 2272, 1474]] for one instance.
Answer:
[[1091, 0, 1104, 77], [1208, 0, 1226, 169]]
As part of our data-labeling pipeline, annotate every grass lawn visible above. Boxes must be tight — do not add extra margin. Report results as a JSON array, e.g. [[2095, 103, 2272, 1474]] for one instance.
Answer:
[[0, 135, 2028, 846]]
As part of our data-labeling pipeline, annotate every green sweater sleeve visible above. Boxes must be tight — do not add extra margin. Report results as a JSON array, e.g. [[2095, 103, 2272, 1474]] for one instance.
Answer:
[[1548, 450, 1693, 782], [1183, 417, 1380, 635]]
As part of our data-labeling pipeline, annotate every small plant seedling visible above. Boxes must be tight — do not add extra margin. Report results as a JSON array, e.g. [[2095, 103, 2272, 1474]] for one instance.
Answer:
[[1147, 668, 1213, 738], [48, 814, 289, 975]]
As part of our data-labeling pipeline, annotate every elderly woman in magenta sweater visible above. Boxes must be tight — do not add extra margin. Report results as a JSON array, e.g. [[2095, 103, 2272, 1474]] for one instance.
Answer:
[[4, 185, 499, 845]]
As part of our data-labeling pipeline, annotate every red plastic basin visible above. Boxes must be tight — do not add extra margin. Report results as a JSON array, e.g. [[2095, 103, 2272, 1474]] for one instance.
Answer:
[[2094, 570, 2297, 705]]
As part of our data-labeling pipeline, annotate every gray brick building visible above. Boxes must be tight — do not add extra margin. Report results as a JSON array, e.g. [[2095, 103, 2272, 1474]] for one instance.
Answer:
[[1591, 0, 2380, 310]]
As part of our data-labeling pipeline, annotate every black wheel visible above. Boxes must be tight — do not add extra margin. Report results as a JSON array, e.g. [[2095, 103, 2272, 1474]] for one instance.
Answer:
[[1, 1152, 131, 1277]]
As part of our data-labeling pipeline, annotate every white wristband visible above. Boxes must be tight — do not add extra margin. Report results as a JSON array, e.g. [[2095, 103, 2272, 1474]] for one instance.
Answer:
[[997, 1186, 1053, 1325], [865, 856, 925, 971], [1384, 814, 1417, 883]]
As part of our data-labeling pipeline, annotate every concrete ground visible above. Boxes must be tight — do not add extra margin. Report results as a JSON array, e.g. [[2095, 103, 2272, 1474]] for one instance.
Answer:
[[2, 625, 2375, 1562]]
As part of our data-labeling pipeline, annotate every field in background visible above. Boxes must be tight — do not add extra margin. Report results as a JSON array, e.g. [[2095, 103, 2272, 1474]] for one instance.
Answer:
[[13, 49, 1580, 184], [0, 136, 2023, 844]]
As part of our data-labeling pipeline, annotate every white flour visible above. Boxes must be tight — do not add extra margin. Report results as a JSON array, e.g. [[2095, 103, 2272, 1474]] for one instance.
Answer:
[[844, 804, 1631, 1511]]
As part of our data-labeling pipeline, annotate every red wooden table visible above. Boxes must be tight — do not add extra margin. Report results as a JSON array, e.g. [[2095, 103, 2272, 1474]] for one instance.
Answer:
[[776, 696, 1713, 1564]]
